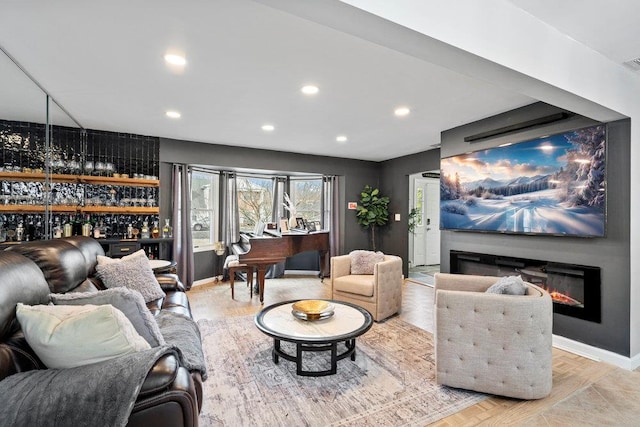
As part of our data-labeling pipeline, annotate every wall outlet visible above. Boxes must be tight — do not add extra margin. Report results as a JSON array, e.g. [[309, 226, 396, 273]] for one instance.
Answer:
[[395, 213, 401, 221]]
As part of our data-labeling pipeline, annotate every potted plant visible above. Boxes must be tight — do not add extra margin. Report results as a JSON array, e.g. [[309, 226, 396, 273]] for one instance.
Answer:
[[356, 185, 390, 251], [408, 207, 420, 235]]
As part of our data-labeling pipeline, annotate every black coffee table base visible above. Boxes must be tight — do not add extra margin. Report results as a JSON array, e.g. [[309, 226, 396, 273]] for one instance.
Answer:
[[272, 338, 357, 377]]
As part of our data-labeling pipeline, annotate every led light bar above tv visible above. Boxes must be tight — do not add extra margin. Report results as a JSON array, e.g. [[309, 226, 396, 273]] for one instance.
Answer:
[[440, 124, 606, 237]]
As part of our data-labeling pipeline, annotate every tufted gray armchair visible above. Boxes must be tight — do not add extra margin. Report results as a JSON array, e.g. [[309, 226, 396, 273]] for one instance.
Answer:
[[434, 273, 553, 400], [330, 254, 403, 321]]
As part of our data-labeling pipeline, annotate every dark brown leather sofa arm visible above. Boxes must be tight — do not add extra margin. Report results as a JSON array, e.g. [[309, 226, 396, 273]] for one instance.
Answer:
[[128, 353, 198, 427], [156, 273, 186, 292]]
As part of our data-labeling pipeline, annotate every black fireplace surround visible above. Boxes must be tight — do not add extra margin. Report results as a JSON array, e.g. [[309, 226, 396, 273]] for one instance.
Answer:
[[450, 250, 601, 323]]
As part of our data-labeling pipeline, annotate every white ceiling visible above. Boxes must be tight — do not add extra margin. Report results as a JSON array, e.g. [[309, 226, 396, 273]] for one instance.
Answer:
[[508, 0, 640, 64], [0, 0, 637, 162]]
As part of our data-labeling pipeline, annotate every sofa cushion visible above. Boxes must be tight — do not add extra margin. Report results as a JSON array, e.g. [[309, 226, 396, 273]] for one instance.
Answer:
[[486, 275, 527, 295], [16, 303, 150, 369], [349, 250, 385, 275], [63, 236, 106, 277], [96, 255, 166, 303], [50, 288, 166, 347], [333, 275, 375, 297], [7, 240, 89, 293]]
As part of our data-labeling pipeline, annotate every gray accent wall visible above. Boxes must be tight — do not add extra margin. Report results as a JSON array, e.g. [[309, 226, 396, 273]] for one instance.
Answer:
[[440, 103, 631, 356], [158, 137, 380, 281], [379, 149, 441, 276]]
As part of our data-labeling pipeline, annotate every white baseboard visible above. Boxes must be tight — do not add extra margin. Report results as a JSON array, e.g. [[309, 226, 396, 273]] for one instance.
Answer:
[[192, 277, 218, 287], [285, 270, 320, 276], [553, 334, 640, 371]]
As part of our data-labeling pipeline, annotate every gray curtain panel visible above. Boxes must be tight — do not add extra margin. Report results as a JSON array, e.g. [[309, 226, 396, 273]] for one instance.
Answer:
[[271, 177, 286, 224], [172, 164, 194, 289], [220, 171, 239, 248], [325, 175, 341, 258]]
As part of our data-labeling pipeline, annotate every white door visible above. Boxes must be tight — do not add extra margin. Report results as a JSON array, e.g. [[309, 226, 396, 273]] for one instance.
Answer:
[[425, 179, 440, 265]]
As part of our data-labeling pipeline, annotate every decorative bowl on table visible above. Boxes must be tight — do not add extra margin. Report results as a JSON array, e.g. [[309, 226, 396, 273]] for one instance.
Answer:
[[291, 300, 335, 321]]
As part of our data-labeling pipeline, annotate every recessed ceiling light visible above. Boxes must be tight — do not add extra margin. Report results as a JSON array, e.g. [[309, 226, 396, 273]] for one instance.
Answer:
[[394, 106, 410, 116], [336, 135, 348, 143], [165, 110, 181, 119], [164, 54, 186, 66], [261, 124, 275, 132], [301, 85, 319, 95]]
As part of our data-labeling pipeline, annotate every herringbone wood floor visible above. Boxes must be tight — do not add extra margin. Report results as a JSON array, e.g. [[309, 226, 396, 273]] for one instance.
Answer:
[[188, 275, 640, 426]]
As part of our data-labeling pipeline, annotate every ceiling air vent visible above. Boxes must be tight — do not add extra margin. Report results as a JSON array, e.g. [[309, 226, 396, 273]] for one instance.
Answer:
[[464, 112, 573, 143], [623, 57, 640, 72]]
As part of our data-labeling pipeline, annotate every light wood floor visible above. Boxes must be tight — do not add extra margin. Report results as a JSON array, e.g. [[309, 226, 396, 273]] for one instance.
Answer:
[[188, 275, 640, 426]]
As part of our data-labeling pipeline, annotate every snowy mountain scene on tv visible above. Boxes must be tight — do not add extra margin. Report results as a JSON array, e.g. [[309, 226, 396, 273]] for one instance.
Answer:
[[440, 125, 606, 237]]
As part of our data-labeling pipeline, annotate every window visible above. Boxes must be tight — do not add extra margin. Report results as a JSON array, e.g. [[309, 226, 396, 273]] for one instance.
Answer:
[[236, 176, 274, 232], [191, 170, 219, 250], [415, 187, 424, 227], [290, 177, 323, 224], [186, 170, 330, 253]]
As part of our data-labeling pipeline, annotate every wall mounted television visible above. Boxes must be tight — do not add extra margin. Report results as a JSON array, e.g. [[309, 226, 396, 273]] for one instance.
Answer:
[[440, 124, 606, 237]]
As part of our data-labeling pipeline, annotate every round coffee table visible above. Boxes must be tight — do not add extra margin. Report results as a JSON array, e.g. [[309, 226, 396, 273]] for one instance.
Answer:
[[255, 300, 373, 377], [148, 259, 177, 274]]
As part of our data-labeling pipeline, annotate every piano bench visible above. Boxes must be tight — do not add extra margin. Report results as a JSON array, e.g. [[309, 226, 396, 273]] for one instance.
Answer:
[[229, 263, 256, 299]]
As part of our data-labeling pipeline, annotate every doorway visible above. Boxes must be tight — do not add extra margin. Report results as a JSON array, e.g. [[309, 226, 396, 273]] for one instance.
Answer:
[[408, 171, 440, 286]]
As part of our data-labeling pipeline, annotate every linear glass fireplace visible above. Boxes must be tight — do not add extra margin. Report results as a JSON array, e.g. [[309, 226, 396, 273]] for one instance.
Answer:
[[450, 251, 601, 323]]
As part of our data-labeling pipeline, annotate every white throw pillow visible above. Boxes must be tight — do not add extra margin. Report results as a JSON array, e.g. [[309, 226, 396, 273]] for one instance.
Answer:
[[486, 275, 528, 295], [50, 288, 166, 347], [350, 250, 385, 275], [97, 249, 147, 265], [16, 303, 151, 369], [96, 254, 166, 303]]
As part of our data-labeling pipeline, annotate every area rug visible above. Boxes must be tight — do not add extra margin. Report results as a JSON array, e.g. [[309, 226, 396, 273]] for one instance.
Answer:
[[197, 315, 486, 426]]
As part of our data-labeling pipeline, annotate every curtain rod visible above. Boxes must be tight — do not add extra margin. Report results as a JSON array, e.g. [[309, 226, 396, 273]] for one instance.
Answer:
[[190, 165, 331, 180]]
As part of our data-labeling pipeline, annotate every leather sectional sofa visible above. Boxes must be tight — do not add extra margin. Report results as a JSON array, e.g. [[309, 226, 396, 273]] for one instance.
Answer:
[[0, 237, 202, 426]]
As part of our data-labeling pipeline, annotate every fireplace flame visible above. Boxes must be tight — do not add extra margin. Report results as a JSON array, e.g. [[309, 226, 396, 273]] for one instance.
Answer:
[[541, 285, 583, 307]]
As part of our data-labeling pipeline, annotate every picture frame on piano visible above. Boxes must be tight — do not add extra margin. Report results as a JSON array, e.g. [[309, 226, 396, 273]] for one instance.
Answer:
[[296, 217, 306, 229], [280, 218, 289, 233]]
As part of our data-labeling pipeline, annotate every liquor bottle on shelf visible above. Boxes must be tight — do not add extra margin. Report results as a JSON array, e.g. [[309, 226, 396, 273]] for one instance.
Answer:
[[15, 222, 24, 242], [63, 216, 73, 237], [162, 219, 173, 238], [34, 216, 43, 241], [141, 220, 150, 239], [72, 215, 82, 236], [93, 221, 101, 239], [26, 217, 36, 241], [82, 215, 92, 237], [53, 221, 62, 238], [151, 220, 160, 238]]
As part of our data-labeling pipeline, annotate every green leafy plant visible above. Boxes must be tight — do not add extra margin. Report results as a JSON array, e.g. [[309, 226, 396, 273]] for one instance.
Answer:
[[408, 207, 420, 235], [356, 185, 390, 251]]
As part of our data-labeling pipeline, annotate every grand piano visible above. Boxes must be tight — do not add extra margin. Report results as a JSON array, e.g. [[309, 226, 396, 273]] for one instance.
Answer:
[[232, 230, 330, 303]]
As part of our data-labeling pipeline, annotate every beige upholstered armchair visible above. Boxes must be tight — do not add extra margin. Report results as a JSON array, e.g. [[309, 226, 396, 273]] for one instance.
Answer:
[[434, 273, 553, 400], [330, 253, 403, 321]]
